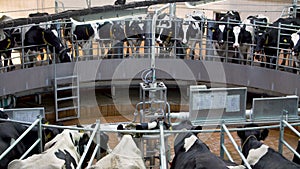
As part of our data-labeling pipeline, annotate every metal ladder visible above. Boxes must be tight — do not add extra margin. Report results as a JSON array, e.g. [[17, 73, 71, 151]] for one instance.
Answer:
[[54, 75, 80, 122]]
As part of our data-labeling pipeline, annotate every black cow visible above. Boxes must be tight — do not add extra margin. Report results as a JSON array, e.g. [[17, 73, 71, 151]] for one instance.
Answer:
[[63, 18, 100, 59], [0, 29, 15, 72], [180, 11, 205, 60], [171, 120, 245, 169], [0, 15, 15, 72], [210, 11, 241, 62], [22, 25, 72, 67], [293, 139, 300, 165], [254, 18, 300, 69], [237, 123, 300, 169], [0, 111, 61, 169]]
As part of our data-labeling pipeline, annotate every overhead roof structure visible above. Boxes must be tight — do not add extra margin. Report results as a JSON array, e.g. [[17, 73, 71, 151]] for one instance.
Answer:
[[0, 0, 200, 28]]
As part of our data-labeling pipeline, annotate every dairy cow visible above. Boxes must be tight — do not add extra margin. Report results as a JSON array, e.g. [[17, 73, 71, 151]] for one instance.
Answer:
[[171, 120, 245, 169], [254, 18, 300, 69], [88, 135, 146, 169], [8, 129, 93, 169], [232, 15, 269, 64], [290, 30, 300, 73], [63, 18, 100, 59], [237, 123, 300, 169], [0, 111, 61, 169], [22, 25, 72, 67], [210, 11, 241, 62], [0, 15, 15, 71], [124, 17, 146, 58], [181, 11, 205, 60], [156, 13, 185, 58]]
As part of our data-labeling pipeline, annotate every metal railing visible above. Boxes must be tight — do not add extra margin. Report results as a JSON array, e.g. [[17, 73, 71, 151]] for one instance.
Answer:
[[1, 17, 299, 73], [0, 116, 43, 161], [1, 114, 300, 169]]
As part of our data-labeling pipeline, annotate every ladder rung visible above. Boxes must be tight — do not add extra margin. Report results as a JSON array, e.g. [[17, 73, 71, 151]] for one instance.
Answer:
[[57, 96, 78, 101], [55, 75, 78, 81], [57, 106, 78, 112], [57, 116, 79, 121], [56, 86, 78, 91]]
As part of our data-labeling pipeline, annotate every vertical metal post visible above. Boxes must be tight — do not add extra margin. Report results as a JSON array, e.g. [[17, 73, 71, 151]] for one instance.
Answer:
[[220, 122, 225, 159], [276, 23, 281, 70], [293, 0, 298, 18], [151, 13, 157, 83], [37, 115, 43, 153], [159, 121, 167, 169], [95, 119, 101, 160], [278, 119, 285, 154]]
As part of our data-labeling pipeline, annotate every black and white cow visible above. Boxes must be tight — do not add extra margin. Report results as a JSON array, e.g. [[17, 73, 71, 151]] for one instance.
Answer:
[[181, 11, 205, 60], [63, 18, 100, 59], [124, 16, 146, 58], [290, 30, 300, 73], [22, 25, 72, 67], [156, 13, 185, 59], [237, 123, 300, 169], [254, 18, 300, 69], [89, 134, 146, 169], [171, 120, 245, 169], [8, 129, 92, 169], [99, 20, 126, 59], [232, 15, 269, 65], [210, 11, 241, 62], [0, 111, 61, 169]]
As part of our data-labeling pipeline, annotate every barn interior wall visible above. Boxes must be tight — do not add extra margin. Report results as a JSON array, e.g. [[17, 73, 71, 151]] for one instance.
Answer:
[[0, 0, 55, 18]]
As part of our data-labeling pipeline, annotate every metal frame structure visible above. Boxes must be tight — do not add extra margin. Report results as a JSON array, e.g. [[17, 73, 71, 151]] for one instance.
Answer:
[[0, 115, 299, 169]]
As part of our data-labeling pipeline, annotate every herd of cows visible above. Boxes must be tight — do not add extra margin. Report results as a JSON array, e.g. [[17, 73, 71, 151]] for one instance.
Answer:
[[1, 10, 300, 73], [1, 109, 300, 169]]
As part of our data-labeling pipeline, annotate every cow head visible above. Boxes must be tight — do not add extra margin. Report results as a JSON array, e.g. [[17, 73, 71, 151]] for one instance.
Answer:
[[0, 110, 8, 119], [117, 118, 171, 138], [291, 31, 300, 57], [90, 22, 100, 42], [111, 21, 126, 41], [172, 120, 203, 153], [181, 12, 205, 44], [42, 28, 72, 63], [254, 30, 269, 60], [233, 19, 254, 49], [237, 123, 269, 157]]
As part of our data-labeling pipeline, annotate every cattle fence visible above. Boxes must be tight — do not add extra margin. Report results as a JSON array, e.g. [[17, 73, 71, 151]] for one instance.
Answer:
[[1, 14, 300, 74], [0, 114, 300, 169]]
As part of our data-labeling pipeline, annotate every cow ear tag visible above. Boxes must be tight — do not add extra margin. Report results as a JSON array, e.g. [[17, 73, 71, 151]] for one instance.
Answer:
[[284, 39, 287, 43], [211, 29, 215, 33]]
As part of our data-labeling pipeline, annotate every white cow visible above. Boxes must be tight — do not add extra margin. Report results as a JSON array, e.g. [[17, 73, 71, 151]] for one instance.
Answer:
[[88, 134, 146, 169]]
